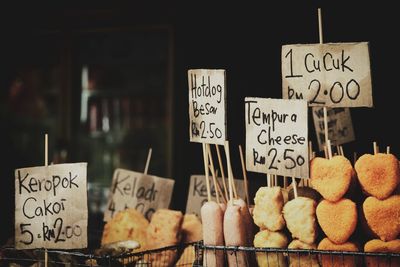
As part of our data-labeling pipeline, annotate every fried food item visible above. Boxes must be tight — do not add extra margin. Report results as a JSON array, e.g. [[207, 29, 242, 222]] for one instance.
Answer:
[[101, 208, 149, 250], [355, 153, 400, 199], [201, 201, 225, 267], [317, 238, 359, 267], [283, 197, 317, 244], [224, 203, 250, 266], [234, 198, 255, 247], [253, 187, 285, 231], [316, 199, 357, 244], [363, 195, 400, 241], [364, 239, 400, 267], [310, 156, 354, 202], [288, 239, 319, 267], [254, 229, 288, 267], [146, 209, 183, 267], [181, 214, 202, 243]]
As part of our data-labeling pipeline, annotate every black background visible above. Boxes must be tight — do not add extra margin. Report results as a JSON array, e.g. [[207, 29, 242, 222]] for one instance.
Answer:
[[1, 1, 399, 245]]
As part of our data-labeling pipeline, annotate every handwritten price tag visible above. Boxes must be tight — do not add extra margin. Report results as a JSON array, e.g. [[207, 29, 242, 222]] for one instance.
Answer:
[[15, 163, 87, 249], [245, 98, 309, 178], [282, 42, 372, 107], [188, 69, 226, 145]]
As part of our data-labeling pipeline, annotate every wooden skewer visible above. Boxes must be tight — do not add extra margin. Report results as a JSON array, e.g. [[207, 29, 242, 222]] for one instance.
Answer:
[[292, 177, 298, 199], [207, 144, 220, 204], [339, 146, 344, 157], [202, 143, 212, 202], [224, 141, 234, 202], [144, 148, 152, 175], [336, 145, 341, 156], [373, 141, 379, 155], [327, 140, 333, 159], [324, 146, 328, 159], [44, 134, 48, 267], [387, 146, 391, 154], [267, 174, 271, 187], [238, 145, 250, 206], [209, 165, 225, 204], [215, 145, 229, 202]]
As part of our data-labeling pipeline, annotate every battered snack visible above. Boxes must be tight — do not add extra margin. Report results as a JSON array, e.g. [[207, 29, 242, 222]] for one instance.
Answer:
[[201, 201, 225, 267], [364, 239, 400, 267], [181, 214, 202, 243], [253, 187, 286, 231], [146, 209, 183, 267], [288, 239, 319, 267], [363, 195, 400, 241], [283, 197, 317, 244], [355, 153, 400, 199], [234, 198, 255, 246], [316, 199, 357, 244], [175, 214, 202, 266], [253, 229, 288, 267], [224, 203, 250, 266], [310, 156, 354, 202], [317, 238, 359, 267], [101, 208, 149, 250]]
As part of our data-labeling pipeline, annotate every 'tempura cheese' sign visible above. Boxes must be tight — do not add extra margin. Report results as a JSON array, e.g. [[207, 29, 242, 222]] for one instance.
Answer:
[[245, 98, 309, 178], [282, 42, 372, 107], [15, 163, 88, 249], [188, 69, 226, 145]]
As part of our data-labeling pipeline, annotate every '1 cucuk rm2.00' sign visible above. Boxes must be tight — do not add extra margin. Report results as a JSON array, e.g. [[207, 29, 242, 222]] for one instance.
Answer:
[[282, 42, 372, 107], [188, 69, 226, 145], [15, 163, 87, 249], [245, 98, 309, 178]]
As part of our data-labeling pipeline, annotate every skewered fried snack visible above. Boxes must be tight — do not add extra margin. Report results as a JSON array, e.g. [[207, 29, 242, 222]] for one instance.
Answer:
[[283, 197, 317, 244], [364, 239, 400, 267], [316, 198, 357, 244], [288, 239, 319, 267], [253, 187, 285, 231], [254, 229, 288, 267], [101, 208, 149, 251], [355, 153, 400, 199], [317, 238, 359, 267], [310, 156, 354, 202], [201, 201, 225, 267], [363, 195, 400, 241], [224, 203, 250, 266], [146, 209, 184, 267], [175, 214, 202, 266]]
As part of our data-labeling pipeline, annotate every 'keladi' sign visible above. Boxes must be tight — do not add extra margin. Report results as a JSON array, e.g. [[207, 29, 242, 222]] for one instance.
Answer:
[[282, 42, 372, 107], [103, 169, 174, 221], [15, 163, 87, 249], [188, 69, 226, 145], [245, 98, 309, 178]]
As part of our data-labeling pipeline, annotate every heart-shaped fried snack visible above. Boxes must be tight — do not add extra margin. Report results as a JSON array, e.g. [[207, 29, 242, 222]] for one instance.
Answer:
[[318, 238, 359, 267], [316, 198, 357, 244], [364, 239, 400, 267], [311, 156, 354, 202], [355, 153, 400, 199], [363, 195, 400, 241]]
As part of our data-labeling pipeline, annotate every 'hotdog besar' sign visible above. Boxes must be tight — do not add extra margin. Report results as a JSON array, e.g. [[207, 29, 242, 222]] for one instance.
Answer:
[[282, 42, 372, 107], [312, 107, 355, 151], [188, 69, 226, 145], [15, 163, 88, 249], [104, 169, 174, 221], [245, 98, 309, 178]]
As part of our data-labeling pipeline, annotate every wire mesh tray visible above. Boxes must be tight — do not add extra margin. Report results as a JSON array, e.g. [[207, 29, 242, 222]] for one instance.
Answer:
[[0, 242, 197, 267], [196, 243, 400, 267]]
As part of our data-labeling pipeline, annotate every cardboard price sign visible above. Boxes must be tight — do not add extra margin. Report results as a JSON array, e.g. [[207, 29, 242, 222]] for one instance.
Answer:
[[188, 69, 226, 145], [245, 98, 309, 178], [104, 169, 174, 221], [15, 163, 88, 249], [282, 42, 373, 107], [185, 175, 245, 218], [312, 107, 355, 151]]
